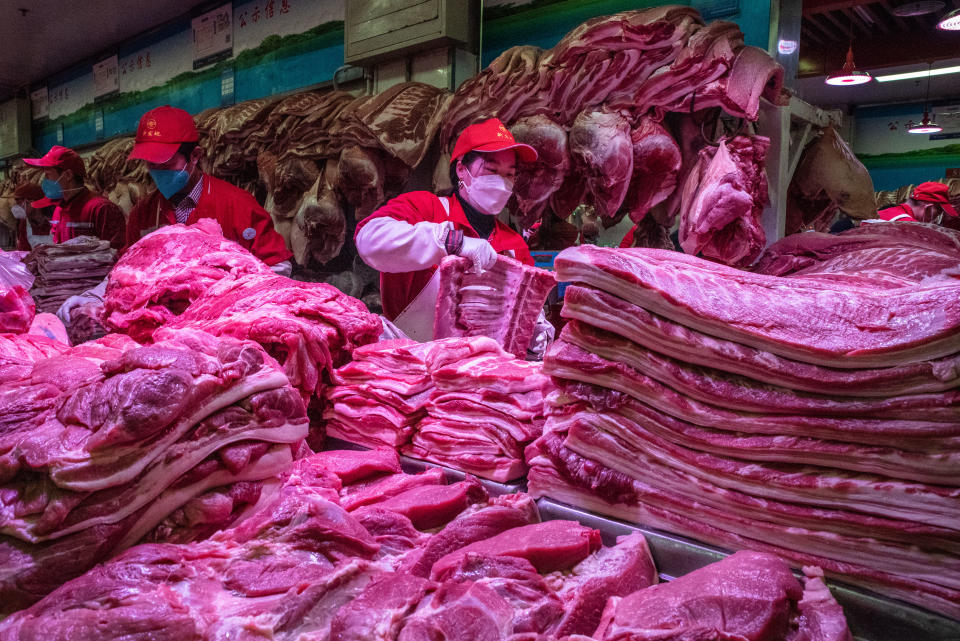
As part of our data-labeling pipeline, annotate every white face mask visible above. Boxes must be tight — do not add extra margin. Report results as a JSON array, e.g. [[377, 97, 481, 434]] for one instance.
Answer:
[[461, 171, 514, 216], [10, 205, 26, 220]]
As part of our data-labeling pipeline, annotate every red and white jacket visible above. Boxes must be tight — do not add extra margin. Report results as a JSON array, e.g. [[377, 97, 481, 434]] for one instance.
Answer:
[[876, 204, 917, 223], [355, 191, 533, 321], [124, 174, 291, 265]]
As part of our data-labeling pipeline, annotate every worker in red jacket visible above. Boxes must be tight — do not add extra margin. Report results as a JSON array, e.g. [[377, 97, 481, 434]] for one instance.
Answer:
[[875, 181, 957, 224], [124, 105, 292, 272], [355, 117, 554, 353], [23, 146, 125, 249]]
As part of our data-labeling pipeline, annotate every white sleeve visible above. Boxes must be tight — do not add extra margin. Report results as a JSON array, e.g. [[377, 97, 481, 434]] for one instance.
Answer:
[[355, 217, 451, 273]]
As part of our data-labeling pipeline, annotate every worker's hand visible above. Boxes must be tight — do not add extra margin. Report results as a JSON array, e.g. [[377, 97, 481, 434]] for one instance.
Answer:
[[459, 236, 498, 274], [269, 260, 293, 277], [527, 309, 556, 360]]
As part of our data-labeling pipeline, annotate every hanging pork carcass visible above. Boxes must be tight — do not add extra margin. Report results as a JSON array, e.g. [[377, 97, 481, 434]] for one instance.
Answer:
[[787, 127, 876, 234]]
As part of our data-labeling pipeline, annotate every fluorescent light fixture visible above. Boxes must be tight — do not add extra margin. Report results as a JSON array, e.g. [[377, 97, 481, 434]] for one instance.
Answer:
[[876, 65, 960, 82], [938, 9, 960, 30], [777, 39, 798, 55]]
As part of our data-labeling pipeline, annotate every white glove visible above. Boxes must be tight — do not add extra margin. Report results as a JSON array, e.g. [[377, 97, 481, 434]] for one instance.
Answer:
[[459, 236, 498, 274], [527, 308, 556, 360], [56, 277, 108, 326], [270, 260, 293, 276]]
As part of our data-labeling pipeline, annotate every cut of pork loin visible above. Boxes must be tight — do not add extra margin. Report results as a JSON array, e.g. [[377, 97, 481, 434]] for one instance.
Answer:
[[551, 532, 658, 636], [594, 551, 802, 641], [370, 479, 488, 530], [561, 285, 960, 397], [554, 245, 960, 368], [434, 255, 556, 359], [402, 500, 542, 578], [339, 468, 445, 512], [330, 573, 435, 641], [433, 553, 565, 634], [430, 520, 602, 578], [397, 580, 516, 641], [307, 447, 401, 485]]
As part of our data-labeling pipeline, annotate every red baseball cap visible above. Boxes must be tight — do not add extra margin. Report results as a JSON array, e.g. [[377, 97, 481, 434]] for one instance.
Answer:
[[129, 105, 199, 163], [23, 145, 86, 179], [451, 118, 538, 164], [913, 181, 957, 217]]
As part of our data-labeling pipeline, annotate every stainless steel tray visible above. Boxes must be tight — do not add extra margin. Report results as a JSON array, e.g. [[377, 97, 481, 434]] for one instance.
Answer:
[[321, 437, 526, 496], [537, 498, 960, 641]]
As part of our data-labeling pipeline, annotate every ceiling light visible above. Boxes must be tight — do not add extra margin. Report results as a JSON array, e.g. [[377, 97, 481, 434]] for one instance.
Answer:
[[908, 63, 943, 134], [825, 45, 873, 85], [938, 8, 960, 30], [891, 1, 945, 17], [876, 64, 960, 82], [908, 112, 943, 133]]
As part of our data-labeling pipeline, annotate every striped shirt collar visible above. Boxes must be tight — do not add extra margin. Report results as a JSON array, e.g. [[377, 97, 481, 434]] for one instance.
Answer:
[[174, 176, 204, 224]]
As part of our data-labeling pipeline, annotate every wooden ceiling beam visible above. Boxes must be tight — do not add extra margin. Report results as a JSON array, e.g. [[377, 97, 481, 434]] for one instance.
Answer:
[[809, 12, 849, 40], [854, 4, 888, 34], [818, 9, 855, 39], [847, 6, 877, 35], [799, 24, 827, 47], [876, 0, 911, 30], [803, 0, 874, 17]]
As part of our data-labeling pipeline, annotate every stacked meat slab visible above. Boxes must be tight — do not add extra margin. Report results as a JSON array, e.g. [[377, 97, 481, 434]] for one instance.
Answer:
[[0, 448, 852, 640], [101, 220, 381, 446], [326, 337, 551, 481], [26, 237, 116, 314], [526, 237, 960, 619], [0, 328, 309, 613], [434, 255, 557, 359]]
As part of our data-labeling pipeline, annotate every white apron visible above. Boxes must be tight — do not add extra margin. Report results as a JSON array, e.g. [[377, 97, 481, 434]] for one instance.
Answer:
[[391, 196, 451, 342]]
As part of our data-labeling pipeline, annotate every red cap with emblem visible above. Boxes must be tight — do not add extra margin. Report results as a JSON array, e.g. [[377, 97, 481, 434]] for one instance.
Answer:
[[451, 118, 538, 163], [129, 105, 199, 163], [912, 181, 957, 217], [23, 145, 86, 178]]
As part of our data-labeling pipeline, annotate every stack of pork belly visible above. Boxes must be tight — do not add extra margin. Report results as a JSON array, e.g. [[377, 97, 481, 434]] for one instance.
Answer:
[[526, 227, 960, 619], [326, 337, 551, 481], [324, 339, 441, 449]]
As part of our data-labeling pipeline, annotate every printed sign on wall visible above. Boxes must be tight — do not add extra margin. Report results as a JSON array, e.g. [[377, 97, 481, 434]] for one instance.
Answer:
[[93, 55, 120, 98], [30, 87, 48, 120], [193, 3, 233, 69], [234, 0, 343, 53]]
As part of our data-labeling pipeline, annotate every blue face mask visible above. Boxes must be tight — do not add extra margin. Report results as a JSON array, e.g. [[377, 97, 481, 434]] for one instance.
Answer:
[[149, 168, 190, 200], [41, 178, 63, 201]]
